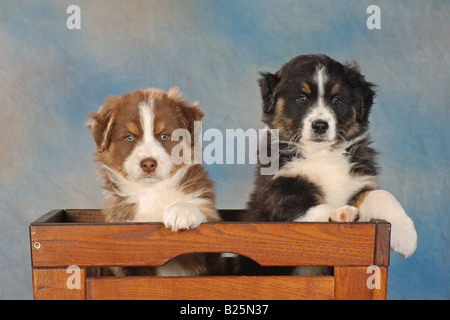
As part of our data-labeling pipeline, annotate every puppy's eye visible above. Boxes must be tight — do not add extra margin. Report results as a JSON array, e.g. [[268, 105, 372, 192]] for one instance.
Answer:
[[332, 96, 342, 105], [296, 95, 308, 103], [160, 134, 169, 141], [125, 135, 135, 142]]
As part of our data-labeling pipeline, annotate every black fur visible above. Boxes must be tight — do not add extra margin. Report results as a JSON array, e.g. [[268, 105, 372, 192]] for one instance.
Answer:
[[260, 54, 376, 143]]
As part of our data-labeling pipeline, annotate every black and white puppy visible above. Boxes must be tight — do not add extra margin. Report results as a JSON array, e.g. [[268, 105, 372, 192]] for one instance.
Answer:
[[240, 54, 416, 274]]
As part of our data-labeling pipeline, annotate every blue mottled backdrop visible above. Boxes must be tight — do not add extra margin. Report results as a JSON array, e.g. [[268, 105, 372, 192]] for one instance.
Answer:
[[0, 0, 448, 299]]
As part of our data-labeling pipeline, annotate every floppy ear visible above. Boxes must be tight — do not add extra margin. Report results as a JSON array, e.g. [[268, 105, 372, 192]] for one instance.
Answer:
[[168, 87, 204, 141], [258, 72, 280, 114], [345, 62, 376, 122], [166, 87, 202, 137], [86, 99, 116, 152], [178, 102, 204, 143], [359, 81, 376, 122]]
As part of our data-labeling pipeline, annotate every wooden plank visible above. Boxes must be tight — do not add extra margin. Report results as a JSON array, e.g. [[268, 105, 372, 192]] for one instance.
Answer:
[[30, 209, 105, 224], [86, 275, 334, 300], [374, 221, 391, 266], [33, 268, 86, 300], [64, 209, 105, 223], [32, 209, 243, 224], [334, 267, 372, 300], [334, 266, 388, 300], [31, 210, 66, 224], [30, 222, 377, 268]]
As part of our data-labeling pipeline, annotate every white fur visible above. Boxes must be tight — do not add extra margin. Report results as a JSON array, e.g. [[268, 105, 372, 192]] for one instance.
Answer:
[[294, 204, 334, 222], [358, 190, 417, 258], [295, 188, 418, 257], [163, 202, 207, 232], [281, 146, 416, 257], [106, 164, 209, 230], [300, 66, 337, 148], [300, 105, 337, 148], [294, 204, 359, 222], [315, 65, 327, 99], [141, 100, 155, 144], [123, 100, 172, 181], [276, 145, 377, 209]]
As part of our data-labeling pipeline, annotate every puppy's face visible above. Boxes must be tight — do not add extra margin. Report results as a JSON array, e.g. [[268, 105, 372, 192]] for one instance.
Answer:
[[259, 54, 375, 148], [87, 88, 203, 182]]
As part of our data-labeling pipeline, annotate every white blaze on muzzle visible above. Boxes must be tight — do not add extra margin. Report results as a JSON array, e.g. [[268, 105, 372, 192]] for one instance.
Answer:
[[124, 100, 172, 181], [300, 66, 337, 148]]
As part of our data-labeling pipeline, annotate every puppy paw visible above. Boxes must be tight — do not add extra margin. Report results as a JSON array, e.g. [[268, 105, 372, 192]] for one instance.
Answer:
[[294, 204, 335, 222], [390, 215, 417, 258], [163, 202, 207, 232], [329, 205, 360, 222], [358, 190, 417, 258]]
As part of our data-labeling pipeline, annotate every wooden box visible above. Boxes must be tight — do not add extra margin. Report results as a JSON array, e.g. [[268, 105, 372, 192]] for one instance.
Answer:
[[30, 209, 390, 300]]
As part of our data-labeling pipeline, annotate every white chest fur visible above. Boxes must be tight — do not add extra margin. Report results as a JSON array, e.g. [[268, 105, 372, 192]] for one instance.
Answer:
[[132, 181, 192, 223], [112, 166, 195, 222], [275, 146, 377, 208]]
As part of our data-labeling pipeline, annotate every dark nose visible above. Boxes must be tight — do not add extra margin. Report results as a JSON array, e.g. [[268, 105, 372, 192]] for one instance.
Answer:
[[312, 120, 329, 134], [140, 158, 157, 173]]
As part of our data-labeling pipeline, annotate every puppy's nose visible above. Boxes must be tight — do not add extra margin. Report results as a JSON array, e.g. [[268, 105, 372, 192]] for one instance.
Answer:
[[312, 120, 329, 134], [140, 158, 157, 173]]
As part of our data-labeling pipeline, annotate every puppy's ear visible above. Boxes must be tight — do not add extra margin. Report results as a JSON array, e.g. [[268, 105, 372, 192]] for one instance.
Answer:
[[167, 87, 184, 101], [345, 60, 360, 72], [86, 99, 116, 152], [359, 81, 376, 122], [177, 97, 204, 145], [345, 62, 376, 122], [167, 87, 204, 138], [258, 72, 280, 114]]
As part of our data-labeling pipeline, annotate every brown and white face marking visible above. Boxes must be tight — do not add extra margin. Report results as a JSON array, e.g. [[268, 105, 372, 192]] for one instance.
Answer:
[[87, 87, 203, 183]]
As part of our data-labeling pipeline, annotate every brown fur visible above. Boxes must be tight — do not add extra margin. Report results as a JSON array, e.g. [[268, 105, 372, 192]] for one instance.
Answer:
[[331, 83, 340, 95], [350, 189, 372, 209], [87, 87, 221, 276], [302, 82, 312, 95], [178, 164, 219, 222], [273, 98, 294, 140]]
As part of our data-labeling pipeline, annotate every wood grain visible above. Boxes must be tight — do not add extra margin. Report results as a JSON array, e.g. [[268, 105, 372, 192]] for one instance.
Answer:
[[33, 268, 86, 300], [86, 275, 334, 300], [30, 221, 378, 268], [372, 267, 388, 300], [334, 266, 388, 300], [374, 220, 391, 266]]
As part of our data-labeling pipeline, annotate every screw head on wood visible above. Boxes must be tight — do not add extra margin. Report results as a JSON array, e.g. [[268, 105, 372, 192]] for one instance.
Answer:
[[33, 242, 41, 250]]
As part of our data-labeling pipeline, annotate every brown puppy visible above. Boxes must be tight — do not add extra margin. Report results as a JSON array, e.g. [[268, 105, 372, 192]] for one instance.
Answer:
[[87, 87, 220, 276]]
